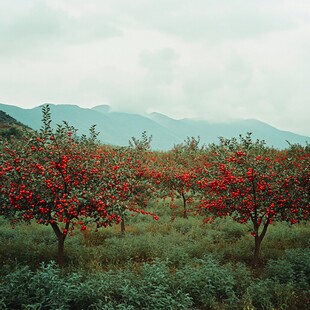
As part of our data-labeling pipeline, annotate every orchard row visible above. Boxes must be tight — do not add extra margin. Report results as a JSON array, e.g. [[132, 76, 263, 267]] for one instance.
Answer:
[[0, 105, 309, 266]]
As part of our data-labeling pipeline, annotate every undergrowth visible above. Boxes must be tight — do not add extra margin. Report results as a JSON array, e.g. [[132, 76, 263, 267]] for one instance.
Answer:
[[0, 199, 309, 309]]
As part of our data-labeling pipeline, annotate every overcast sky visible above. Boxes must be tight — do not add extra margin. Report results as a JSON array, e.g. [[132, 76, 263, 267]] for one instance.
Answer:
[[1, 0, 310, 136]]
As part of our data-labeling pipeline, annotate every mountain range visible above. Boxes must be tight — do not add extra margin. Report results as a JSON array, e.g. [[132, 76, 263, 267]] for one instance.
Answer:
[[0, 103, 309, 150]]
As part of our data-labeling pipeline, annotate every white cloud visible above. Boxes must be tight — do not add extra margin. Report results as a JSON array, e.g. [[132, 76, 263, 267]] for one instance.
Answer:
[[0, 0, 310, 136]]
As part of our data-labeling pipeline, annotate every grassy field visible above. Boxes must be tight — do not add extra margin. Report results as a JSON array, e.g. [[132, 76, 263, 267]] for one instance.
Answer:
[[0, 199, 310, 309]]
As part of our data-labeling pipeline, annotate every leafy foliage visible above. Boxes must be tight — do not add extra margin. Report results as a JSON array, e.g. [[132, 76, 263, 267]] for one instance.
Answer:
[[0, 105, 153, 265], [196, 133, 310, 265]]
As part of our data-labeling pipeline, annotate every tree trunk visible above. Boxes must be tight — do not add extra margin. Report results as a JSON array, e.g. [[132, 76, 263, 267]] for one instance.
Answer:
[[57, 235, 65, 267], [253, 236, 262, 268], [181, 192, 188, 219], [252, 219, 270, 268], [51, 222, 67, 267], [121, 218, 126, 235]]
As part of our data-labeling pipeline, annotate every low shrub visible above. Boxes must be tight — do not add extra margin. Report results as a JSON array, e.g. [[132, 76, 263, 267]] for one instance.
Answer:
[[174, 255, 241, 309], [266, 248, 310, 289]]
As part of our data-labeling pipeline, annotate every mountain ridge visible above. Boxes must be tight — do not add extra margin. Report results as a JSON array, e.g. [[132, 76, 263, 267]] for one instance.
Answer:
[[0, 103, 309, 150], [0, 109, 31, 139]]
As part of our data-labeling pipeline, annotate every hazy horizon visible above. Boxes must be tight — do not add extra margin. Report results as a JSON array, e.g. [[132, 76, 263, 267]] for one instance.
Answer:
[[1, 1, 310, 136]]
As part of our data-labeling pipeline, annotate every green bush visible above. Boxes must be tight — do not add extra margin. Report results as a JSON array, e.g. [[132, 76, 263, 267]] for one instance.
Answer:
[[1, 256, 310, 310], [0, 260, 193, 310], [266, 248, 310, 289], [174, 255, 240, 309], [114, 259, 192, 309], [245, 279, 274, 309]]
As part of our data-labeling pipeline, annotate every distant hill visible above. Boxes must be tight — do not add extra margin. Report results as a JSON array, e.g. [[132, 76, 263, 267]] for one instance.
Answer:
[[0, 110, 30, 139], [0, 103, 309, 150]]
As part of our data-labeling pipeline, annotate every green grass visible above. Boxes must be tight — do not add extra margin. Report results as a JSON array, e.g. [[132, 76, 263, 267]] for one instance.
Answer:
[[1, 200, 309, 271]]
